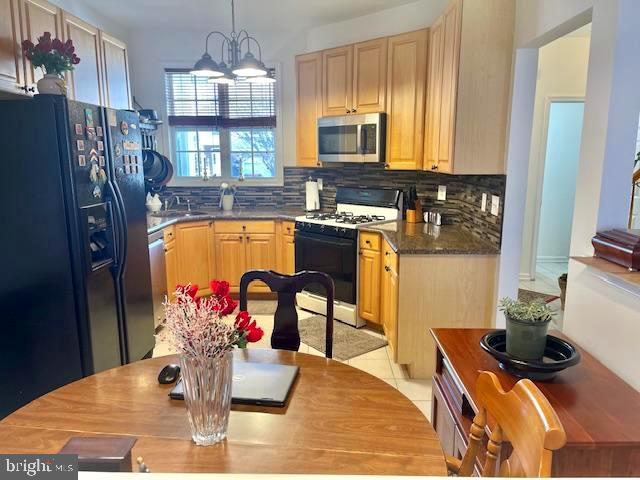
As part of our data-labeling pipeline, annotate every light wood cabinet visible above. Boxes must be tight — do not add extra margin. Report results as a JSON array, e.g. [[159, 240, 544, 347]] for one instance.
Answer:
[[295, 52, 322, 167], [358, 247, 381, 324], [385, 29, 428, 170], [61, 11, 102, 105], [424, 0, 514, 174], [277, 221, 296, 275], [353, 38, 387, 114], [164, 238, 177, 300], [0, 0, 132, 103], [175, 221, 215, 297], [214, 220, 277, 292], [19, 0, 62, 91], [322, 45, 353, 116], [245, 233, 277, 292], [99, 31, 131, 109], [0, 0, 23, 93], [380, 240, 398, 358], [214, 233, 246, 292]]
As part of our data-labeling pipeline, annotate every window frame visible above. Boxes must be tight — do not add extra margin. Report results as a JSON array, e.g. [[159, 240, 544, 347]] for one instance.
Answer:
[[162, 62, 284, 187]]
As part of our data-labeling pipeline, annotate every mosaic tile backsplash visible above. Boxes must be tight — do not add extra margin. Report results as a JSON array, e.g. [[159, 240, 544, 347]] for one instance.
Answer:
[[162, 165, 506, 249]]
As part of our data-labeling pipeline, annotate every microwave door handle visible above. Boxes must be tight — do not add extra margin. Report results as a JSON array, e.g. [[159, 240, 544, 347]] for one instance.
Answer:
[[356, 124, 363, 155]]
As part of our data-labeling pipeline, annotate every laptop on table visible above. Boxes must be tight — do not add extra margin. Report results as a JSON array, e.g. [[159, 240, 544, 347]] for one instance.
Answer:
[[170, 361, 299, 408]]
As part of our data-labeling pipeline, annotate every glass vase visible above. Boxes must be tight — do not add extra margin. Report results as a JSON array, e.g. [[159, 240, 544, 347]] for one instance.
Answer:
[[179, 351, 233, 446]]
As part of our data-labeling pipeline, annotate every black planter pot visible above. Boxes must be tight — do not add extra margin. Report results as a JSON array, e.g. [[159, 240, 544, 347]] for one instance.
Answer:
[[505, 314, 551, 360]]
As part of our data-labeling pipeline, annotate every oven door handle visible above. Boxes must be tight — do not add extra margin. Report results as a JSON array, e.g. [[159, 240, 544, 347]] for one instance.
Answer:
[[294, 230, 356, 248]]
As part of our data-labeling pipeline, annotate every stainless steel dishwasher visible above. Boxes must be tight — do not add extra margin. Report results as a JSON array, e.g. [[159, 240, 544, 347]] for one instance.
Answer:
[[148, 230, 167, 329]]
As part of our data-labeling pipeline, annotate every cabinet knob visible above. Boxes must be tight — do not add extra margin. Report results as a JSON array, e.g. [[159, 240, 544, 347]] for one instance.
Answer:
[[238, 235, 243, 240], [316, 161, 321, 167], [385, 266, 390, 272], [385, 252, 389, 256], [246, 236, 250, 240], [17, 84, 35, 93], [431, 164, 438, 170], [384, 163, 390, 169], [346, 109, 350, 114], [365, 240, 371, 245], [351, 108, 357, 113]]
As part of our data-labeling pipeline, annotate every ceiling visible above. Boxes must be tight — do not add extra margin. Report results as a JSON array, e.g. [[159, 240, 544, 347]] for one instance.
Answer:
[[81, 0, 421, 31]]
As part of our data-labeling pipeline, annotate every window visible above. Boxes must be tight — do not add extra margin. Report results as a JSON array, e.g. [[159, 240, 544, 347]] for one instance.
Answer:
[[164, 69, 278, 182]]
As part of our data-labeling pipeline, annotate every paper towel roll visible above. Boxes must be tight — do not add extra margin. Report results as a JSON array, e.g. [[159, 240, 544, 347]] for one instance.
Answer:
[[306, 180, 320, 211]]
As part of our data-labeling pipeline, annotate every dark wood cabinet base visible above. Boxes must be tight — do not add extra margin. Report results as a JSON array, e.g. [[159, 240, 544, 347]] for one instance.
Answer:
[[430, 328, 640, 477]]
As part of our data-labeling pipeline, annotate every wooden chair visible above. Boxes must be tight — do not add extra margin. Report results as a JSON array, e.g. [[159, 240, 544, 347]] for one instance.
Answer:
[[239, 270, 334, 358], [447, 371, 566, 477]]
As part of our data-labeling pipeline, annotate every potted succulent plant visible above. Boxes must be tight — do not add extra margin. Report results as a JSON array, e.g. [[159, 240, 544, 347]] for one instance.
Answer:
[[498, 297, 555, 361], [22, 32, 81, 95]]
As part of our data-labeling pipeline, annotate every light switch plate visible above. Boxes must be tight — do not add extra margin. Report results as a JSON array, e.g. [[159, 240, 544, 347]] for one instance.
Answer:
[[490, 195, 500, 216], [481, 193, 487, 212], [317, 178, 323, 191], [437, 185, 447, 201]]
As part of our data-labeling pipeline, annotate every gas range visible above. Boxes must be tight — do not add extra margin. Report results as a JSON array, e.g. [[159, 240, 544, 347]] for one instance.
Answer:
[[294, 187, 403, 328], [295, 211, 392, 239]]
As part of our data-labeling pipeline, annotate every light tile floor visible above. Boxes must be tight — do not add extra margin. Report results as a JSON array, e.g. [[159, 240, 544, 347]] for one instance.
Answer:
[[154, 306, 433, 423], [519, 261, 567, 330]]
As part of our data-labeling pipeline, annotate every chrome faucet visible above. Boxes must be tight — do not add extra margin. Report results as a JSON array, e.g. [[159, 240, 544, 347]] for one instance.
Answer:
[[164, 195, 181, 211]]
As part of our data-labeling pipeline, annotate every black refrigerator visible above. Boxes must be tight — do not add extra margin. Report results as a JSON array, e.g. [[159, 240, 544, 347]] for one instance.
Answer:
[[0, 95, 155, 418]]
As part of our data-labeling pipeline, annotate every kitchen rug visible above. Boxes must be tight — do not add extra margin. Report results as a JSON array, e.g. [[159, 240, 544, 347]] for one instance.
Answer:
[[298, 315, 388, 361], [518, 288, 560, 304]]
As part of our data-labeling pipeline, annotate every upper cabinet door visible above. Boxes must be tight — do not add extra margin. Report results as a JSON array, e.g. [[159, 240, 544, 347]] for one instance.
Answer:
[[385, 29, 428, 170], [322, 45, 353, 116], [295, 52, 322, 167], [100, 31, 131, 109], [61, 12, 102, 105], [20, 0, 62, 90], [0, 0, 23, 93], [424, 16, 445, 172], [436, 0, 462, 174], [353, 38, 387, 114]]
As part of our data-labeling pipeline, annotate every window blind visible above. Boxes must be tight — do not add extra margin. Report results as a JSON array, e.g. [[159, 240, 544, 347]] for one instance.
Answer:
[[165, 69, 276, 127]]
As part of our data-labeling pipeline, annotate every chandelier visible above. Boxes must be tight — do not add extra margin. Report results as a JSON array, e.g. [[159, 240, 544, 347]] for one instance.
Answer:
[[191, 0, 275, 84]]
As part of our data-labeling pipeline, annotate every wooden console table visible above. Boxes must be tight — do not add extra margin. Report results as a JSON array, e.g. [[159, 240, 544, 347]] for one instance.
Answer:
[[430, 328, 640, 477]]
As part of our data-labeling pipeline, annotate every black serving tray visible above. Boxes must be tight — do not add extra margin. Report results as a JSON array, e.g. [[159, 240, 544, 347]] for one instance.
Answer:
[[480, 330, 581, 381]]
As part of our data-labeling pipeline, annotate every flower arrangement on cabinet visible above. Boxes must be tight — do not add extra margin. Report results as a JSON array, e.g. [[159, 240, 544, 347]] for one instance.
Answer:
[[22, 32, 81, 76], [162, 279, 264, 359]]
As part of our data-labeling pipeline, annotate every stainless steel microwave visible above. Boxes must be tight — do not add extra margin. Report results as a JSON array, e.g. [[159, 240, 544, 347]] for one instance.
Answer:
[[317, 113, 386, 163]]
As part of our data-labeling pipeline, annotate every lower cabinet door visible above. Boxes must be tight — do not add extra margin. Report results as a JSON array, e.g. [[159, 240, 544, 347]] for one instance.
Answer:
[[245, 233, 277, 292], [432, 377, 456, 456], [214, 234, 246, 292], [164, 241, 177, 299], [358, 248, 381, 323], [176, 221, 214, 296], [283, 234, 295, 275]]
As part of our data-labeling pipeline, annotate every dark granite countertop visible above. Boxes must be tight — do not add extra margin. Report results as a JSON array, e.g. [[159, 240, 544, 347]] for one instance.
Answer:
[[359, 221, 500, 255], [147, 208, 303, 234]]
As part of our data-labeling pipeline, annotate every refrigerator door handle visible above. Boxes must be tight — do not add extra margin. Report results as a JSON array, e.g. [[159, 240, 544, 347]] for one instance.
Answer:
[[112, 180, 129, 276], [106, 181, 126, 277]]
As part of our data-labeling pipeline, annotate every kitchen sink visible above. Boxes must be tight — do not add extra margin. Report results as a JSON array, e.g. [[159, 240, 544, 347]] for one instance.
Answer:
[[150, 210, 209, 218]]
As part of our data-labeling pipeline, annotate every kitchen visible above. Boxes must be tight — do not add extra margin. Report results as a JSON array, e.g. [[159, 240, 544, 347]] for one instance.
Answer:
[[1, 0, 640, 477]]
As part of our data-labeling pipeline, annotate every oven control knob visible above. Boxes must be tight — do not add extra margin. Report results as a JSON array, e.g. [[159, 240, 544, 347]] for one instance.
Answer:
[[340, 228, 347, 233], [320, 224, 325, 230]]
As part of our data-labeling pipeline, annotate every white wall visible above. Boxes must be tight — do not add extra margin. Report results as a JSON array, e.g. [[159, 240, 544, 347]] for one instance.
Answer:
[[520, 36, 590, 278], [306, 0, 447, 51], [501, 0, 640, 389]]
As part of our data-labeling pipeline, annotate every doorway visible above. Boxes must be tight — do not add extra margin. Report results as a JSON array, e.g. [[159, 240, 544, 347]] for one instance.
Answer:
[[518, 25, 591, 328]]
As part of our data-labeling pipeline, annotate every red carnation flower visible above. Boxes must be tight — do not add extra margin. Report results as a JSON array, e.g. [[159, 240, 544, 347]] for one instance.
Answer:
[[234, 311, 251, 330], [215, 294, 237, 316], [209, 279, 230, 297], [21, 39, 34, 52], [52, 38, 63, 51], [72, 54, 80, 65], [246, 325, 264, 343]]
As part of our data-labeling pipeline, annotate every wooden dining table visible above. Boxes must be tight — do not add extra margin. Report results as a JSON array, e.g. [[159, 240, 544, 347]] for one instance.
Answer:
[[0, 349, 446, 475]]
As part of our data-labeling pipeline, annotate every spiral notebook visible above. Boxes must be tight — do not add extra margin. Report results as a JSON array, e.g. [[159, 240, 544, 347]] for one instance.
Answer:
[[169, 361, 299, 408]]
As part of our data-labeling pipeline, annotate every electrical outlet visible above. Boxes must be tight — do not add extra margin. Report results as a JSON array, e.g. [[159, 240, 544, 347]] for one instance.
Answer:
[[481, 193, 487, 212], [317, 178, 323, 191], [437, 185, 447, 201], [491, 195, 500, 216]]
